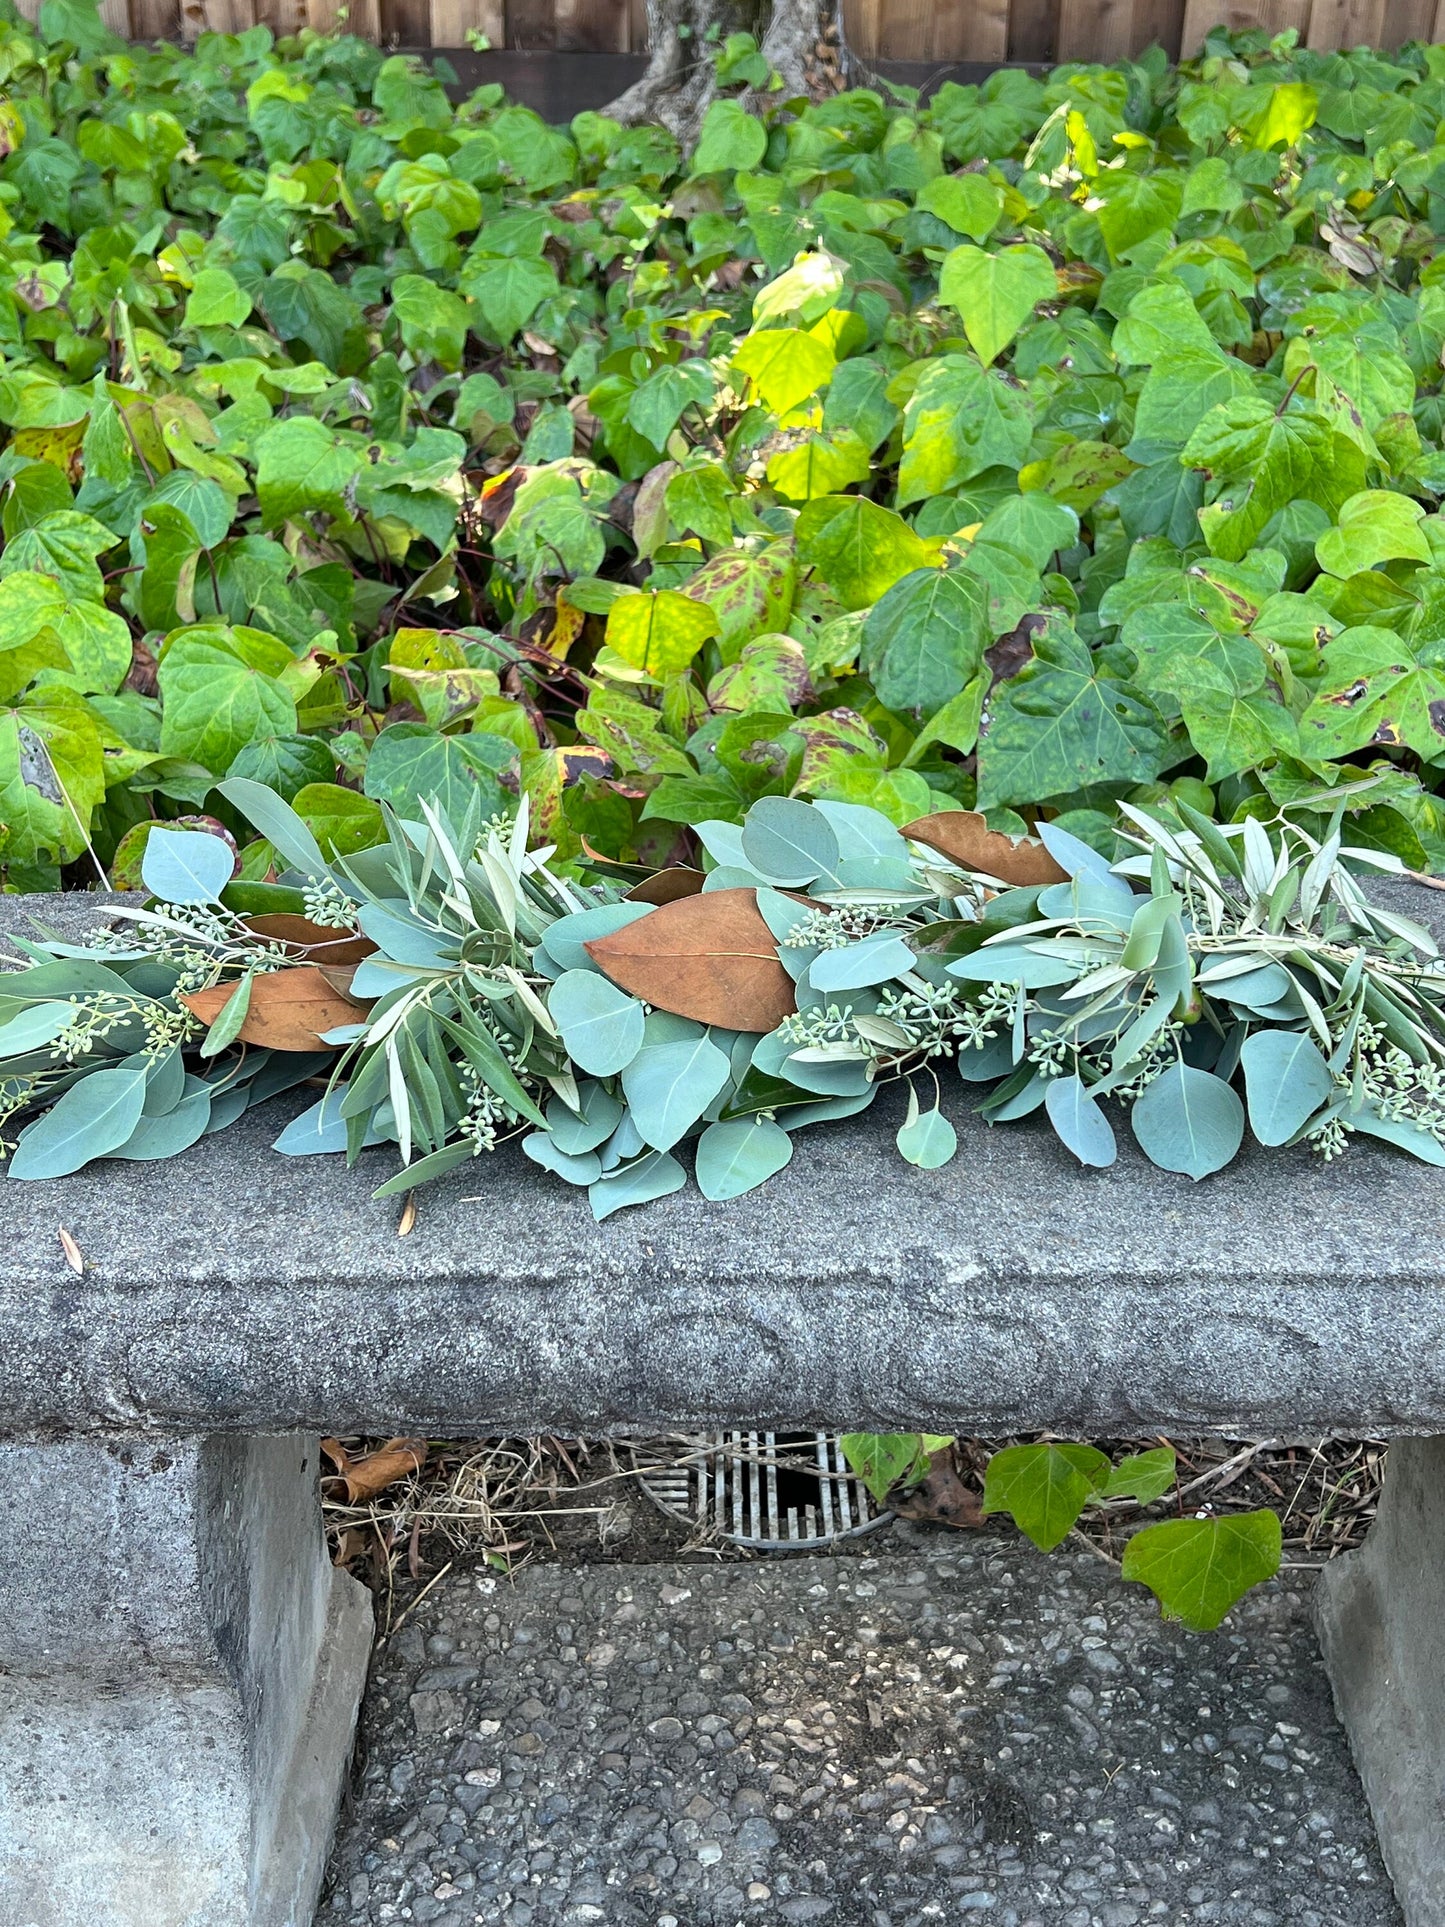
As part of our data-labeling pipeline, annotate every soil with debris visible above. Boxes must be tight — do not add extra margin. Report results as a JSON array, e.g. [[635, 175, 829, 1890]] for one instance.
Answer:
[[319, 1529, 1397, 1927], [321, 1436, 1385, 1607]]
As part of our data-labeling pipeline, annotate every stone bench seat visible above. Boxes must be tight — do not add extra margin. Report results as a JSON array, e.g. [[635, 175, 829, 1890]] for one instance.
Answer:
[[2, 889, 1443, 1927]]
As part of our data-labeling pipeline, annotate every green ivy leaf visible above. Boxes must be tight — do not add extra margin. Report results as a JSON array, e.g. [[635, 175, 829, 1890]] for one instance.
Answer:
[[795, 495, 939, 611], [938, 243, 1056, 367], [1121, 1512, 1282, 1631], [983, 1441, 1110, 1552]]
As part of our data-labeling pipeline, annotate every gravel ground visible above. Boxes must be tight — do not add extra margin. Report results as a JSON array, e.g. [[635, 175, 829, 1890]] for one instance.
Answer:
[[320, 1530, 1397, 1927]]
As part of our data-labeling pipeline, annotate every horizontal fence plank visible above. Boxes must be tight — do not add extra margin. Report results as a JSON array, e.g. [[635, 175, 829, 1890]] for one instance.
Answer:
[[28, 0, 1442, 59]]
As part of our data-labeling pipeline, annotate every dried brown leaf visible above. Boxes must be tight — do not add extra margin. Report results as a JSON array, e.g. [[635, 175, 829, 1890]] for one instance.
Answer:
[[584, 887, 796, 1032], [180, 966, 368, 1052], [57, 1225, 84, 1275], [397, 1192, 417, 1238], [331, 1526, 371, 1569], [903, 810, 1067, 887], [331, 1437, 429, 1506], [624, 867, 706, 906], [887, 1453, 985, 1531]]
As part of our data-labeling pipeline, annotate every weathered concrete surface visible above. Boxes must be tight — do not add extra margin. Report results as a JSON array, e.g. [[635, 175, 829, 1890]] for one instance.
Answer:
[[2, 886, 1444, 1440], [0, 1433, 372, 1927], [321, 1536, 1399, 1927], [1315, 1438, 1445, 1927]]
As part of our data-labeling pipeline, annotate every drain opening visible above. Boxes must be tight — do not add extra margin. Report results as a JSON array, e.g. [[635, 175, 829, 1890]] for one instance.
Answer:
[[631, 1431, 891, 1551]]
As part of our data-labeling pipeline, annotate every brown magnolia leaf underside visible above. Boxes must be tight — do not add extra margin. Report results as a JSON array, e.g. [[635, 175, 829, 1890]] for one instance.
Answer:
[[625, 866, 707, 905], [903, 810, 1068, 887], [243, 913, 377, 965], [181, 965, 368, 1051], [585, 886, 796, 1032]]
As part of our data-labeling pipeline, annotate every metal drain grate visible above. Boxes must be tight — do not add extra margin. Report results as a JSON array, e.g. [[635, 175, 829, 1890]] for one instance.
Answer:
[[631, 1431, 891, 1551]]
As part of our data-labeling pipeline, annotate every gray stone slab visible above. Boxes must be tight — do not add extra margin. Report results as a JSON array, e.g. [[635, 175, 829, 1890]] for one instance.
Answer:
[[1315, 1437, 1445, 1926], [1, 886, 1444, 1440], [0, 1431, 372, 1927], [321, 1537, 1399, 1927]]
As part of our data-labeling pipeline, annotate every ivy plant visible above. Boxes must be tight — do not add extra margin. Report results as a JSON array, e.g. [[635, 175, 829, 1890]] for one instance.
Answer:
[[1, 10, 1444, 897]]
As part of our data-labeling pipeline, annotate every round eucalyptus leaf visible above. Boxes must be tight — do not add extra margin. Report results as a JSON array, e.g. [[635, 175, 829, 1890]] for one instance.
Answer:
[[140, 824, 235, 905], [9, 1064, 150, 1179], [621, 1030, 732, 1151], [808, 933, 916, 993], [1044, 1073, 1117, 1167], [896, 1102, 958, 1169], [0, 1001, 75, 1056], [547, 970, 646, 1078], [546, 1080, 623, 1155], [1239, 1028, 1334, 1146], [694, 1116, 793, 1200], [1130, 1063, 1244, 1180], [522, 1132, 602, 1186], [741, 794, 841, 886], [589, 1149, 687, 1221]]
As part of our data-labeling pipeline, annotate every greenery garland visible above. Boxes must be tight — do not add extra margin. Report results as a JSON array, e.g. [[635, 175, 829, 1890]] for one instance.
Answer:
[[3, 777, 1441, 1208]]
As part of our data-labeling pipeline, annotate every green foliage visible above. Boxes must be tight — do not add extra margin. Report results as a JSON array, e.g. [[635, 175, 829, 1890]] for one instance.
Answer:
[[840, 1431, 955, 1502], [3, 14, 1445, 890]]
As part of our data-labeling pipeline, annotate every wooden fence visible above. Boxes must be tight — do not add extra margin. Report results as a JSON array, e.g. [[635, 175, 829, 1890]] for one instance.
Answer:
[[21, 0, 1444, 76]]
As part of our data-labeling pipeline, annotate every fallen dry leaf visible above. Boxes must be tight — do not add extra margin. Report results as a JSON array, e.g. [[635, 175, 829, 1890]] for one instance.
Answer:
[[903, 810, 1068, 887], [243, 914, 376, 964], [57, 1226, 84, 1275], [331, 1526, 371, 1569], [624, 867, 706, 906], [397, 1192, 417, 1238], [181, 966, 369, 1051], [327, 1437, 428, 1505], [888, 1452, 985, 1531], [585, 886, 796, 1031]]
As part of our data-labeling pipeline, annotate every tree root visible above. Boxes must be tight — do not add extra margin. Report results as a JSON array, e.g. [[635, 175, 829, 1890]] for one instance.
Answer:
[[606, 0, 848, 144]]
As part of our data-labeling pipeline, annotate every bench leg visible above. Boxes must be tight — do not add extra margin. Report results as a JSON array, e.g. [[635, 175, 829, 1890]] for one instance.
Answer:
[[0, 1434, 372, 1927], [1314, 1435, 1445, 1927]]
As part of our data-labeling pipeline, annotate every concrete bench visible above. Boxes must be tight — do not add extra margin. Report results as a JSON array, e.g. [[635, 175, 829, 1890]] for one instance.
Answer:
[[2, 888, 1443, 1927]]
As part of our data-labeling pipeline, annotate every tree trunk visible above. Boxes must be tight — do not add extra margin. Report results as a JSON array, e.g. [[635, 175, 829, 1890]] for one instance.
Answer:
[[606, 0, 850, 143]]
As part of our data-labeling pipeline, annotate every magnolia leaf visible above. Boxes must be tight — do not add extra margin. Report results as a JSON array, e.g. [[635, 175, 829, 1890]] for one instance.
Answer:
[[181, 966, 365, 1051], [585, 888, 795, 1032], [902, 810, 1067, 885]]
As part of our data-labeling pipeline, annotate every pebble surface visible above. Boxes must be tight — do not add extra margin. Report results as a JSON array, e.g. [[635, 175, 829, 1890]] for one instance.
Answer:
[[322, 1533, 1397, 1927]]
